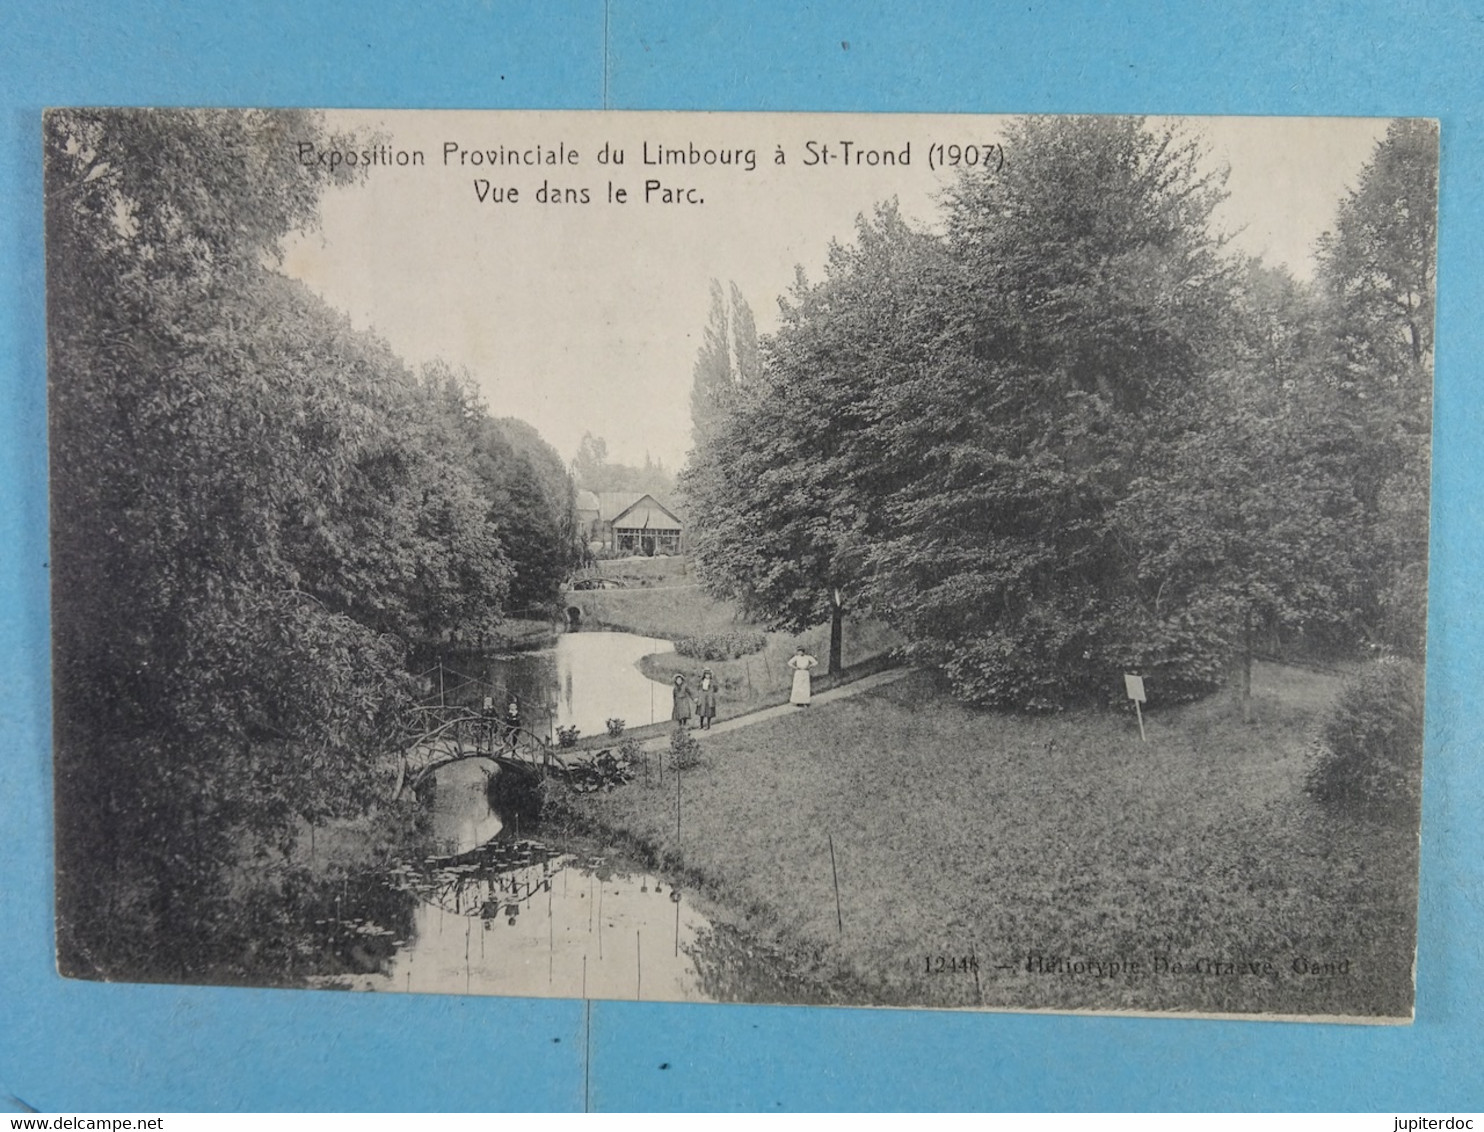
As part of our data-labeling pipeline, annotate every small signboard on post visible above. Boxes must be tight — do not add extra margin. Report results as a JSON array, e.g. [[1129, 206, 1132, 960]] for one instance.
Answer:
[[1124, 673, 1147, 742]]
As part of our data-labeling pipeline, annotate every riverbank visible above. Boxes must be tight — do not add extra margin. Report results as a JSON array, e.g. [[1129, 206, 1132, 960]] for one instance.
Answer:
[[560, 661, 1418, 1018], [555, 649, 906, 755], [568, 578, 741, 640], [567, 554, 904, 720], [538, 798, 883, 1006], [488, 617, 561, 650], [634, 621, 903, 719]]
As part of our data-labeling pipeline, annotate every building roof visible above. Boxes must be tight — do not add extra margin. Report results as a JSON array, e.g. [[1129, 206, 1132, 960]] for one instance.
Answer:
[[610, 493, 683, 531], [594, 492, 640, 521], [575, 490, 684, 527]]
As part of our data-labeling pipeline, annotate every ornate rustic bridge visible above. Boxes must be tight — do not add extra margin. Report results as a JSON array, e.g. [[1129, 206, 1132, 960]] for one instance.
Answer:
[[392, 704, 570, 800]]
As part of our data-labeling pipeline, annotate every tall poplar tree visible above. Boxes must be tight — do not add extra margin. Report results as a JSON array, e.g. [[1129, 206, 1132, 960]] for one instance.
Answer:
[[688, 279, 761, 450]]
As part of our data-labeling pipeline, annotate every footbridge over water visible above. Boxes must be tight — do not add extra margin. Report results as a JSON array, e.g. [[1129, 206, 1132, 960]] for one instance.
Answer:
[[393, 704, 570, 800]]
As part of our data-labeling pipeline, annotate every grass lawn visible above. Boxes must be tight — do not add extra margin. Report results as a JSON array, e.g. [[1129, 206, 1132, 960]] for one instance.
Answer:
[[562, 661, 1418, 1018], [590, 554, 693, 586], [569, 582, 741, 641]]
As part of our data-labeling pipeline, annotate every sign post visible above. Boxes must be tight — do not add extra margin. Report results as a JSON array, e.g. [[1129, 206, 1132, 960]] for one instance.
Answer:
[[1124, 673, 1147, 742]]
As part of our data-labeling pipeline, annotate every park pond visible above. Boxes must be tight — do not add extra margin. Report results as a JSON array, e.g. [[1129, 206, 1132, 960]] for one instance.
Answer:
[[306, 760, 719, 1000], [446, 629, 677, 741], [300, 631, 829, 1003], [303, 760, 830, 1003]]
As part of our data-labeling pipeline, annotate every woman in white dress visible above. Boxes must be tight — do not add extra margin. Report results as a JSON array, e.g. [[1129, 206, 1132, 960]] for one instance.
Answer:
[[788, 646, 818, 707]]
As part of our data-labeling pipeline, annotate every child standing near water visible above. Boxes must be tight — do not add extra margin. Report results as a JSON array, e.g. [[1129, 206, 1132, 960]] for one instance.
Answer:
[[502, 696, 522, 750], [697, 668, 718, 730], [671, 672, 695, 729]]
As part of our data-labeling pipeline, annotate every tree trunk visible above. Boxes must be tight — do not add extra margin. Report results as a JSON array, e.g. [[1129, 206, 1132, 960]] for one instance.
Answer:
[[1241, 607, 1253, 723], [829, 601, 844, 676]]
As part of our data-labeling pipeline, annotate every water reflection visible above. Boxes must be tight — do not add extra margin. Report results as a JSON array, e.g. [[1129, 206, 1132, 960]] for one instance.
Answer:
[[424, 759, 503, 856], [312, 759, 716, 1001], [300, 634, 833, 1002], [479, 631, 675, 741], [372, 841, 715, 1001]]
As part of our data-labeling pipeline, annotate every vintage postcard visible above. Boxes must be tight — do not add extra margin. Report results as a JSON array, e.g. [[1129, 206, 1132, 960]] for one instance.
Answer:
[[45, 109, 1433, 1020]]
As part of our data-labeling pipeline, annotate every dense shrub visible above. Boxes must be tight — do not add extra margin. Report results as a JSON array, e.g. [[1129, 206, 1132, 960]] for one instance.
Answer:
[[1098, 604, 1230, 707], [605, 717, 626, 738], [567, 745, 637, 793], [925, 610, 1226, 713], [1378, 560, 1429, 662], [1306, 657, 1425, 822], [673, 630, 767, 661], [669, 727, 703, 770], [555, 724, 581, 749]]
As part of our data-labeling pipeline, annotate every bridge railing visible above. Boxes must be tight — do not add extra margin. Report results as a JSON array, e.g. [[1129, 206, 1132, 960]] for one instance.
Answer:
[[396, 705, 569, 798]]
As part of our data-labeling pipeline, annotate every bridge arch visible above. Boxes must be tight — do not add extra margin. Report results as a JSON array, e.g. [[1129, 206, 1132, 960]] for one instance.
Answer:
[[393, 706, 570, 800]]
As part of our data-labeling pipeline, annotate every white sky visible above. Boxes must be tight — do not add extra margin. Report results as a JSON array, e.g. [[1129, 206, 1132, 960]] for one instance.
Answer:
[[281, 111, 1389, 472]]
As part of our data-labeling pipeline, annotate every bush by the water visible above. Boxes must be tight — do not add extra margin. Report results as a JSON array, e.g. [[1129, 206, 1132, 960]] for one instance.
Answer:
[[605, 717, 626, 738], [1306, 657, 1424, 821], [555, 724, 581, 749], [673, 630, 767, 661], [567, 745, 638, 793]]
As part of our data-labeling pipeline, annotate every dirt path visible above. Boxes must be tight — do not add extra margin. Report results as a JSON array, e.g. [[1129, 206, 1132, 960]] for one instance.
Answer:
[[636, 665, 914, 751]]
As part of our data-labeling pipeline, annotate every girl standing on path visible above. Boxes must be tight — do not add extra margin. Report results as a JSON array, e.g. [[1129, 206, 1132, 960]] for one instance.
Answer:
[[671, 672, 695, 729], [697, 668, 718, 730], [788, 646, 818, 707]]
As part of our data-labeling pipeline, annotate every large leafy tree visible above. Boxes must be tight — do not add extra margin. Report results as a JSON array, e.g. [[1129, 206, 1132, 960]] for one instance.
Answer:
[[871, 117, 1238, 708], [46, 109, 515, 976], [1318, 120, 1436, 385], [1114, 263, 1368, 714], [683, 204, 942, 673], [438, 372, 579, 619], [682, 116, 1435, 712], [1315, 119, 1437, 658], [488, 415, 581, 610]]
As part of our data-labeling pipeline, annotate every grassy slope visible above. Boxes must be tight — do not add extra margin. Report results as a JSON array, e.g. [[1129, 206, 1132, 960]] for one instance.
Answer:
[[566, 661, 1418, 1017], [569, 583, 742, 641]]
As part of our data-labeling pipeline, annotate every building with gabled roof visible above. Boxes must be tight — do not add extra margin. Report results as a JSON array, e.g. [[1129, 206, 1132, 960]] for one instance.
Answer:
[[575, 490, 684, 554]]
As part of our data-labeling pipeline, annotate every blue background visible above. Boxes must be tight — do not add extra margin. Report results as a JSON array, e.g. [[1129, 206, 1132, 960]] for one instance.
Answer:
[[2, 0, 1479, 1112]]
